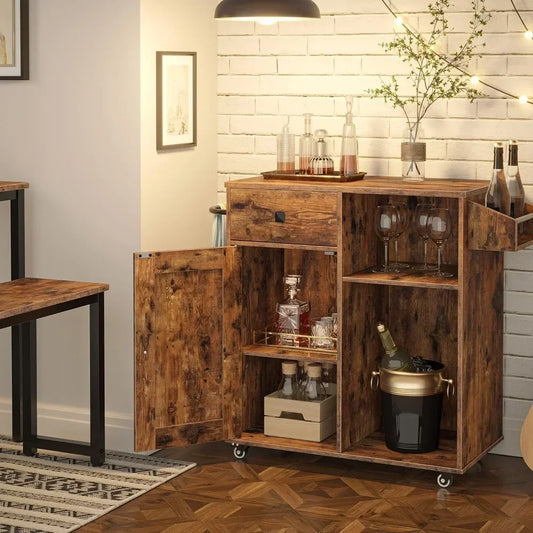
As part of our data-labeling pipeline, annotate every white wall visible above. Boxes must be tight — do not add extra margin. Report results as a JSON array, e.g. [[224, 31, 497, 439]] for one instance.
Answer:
[[141, 0, 219, 251], [216, 0, 533, 456], [0, 0, 141, 450]]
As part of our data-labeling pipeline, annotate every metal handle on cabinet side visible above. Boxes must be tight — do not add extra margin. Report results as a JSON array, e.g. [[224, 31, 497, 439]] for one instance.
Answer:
[[370, 370, 380, 391]]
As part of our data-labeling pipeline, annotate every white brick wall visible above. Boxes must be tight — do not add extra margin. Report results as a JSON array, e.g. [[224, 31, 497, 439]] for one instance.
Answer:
[[217, 0, 533, 457]]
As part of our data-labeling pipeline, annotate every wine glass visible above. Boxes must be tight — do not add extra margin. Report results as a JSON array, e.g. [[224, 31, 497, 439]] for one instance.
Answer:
[[390, 203, 410, 270], [426, 208, 454, 278], [413, 204, 437, 272], [372, 205, 398, 273]]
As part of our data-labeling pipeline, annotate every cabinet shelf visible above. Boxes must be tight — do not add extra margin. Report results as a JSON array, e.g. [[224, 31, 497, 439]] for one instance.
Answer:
[[242, 343, 337, 363], [235, 430, 338, 456], [235, 430, 459, 473], [343, 268, 459, 290]]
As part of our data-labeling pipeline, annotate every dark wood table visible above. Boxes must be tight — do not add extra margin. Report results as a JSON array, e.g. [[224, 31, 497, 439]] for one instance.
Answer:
[[0, 180, 28, 441], [0, 278, 109, 465]]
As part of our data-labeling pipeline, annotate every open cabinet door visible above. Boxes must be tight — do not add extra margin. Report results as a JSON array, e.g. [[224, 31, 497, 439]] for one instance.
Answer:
[[134, 247, 242, 451]]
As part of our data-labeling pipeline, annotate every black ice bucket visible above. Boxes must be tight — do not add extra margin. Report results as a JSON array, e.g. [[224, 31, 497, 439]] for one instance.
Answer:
[[371, 360, 454, 453]]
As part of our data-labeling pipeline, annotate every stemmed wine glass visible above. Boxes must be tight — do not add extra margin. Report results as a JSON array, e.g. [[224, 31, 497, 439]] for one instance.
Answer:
[[372, 205, 398, 273], [413, 204, 437, 272], [426, 208, 453, 278], [390, 203, 410, 270]]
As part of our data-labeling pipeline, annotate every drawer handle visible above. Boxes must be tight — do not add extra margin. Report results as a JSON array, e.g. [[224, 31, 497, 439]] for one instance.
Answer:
[[275, 211, 286, 223]]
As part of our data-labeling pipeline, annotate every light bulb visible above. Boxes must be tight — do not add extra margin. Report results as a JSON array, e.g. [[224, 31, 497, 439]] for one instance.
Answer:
[[257, 18, 277, 26], [519, 95, 529, 104], [470, 76, 480, 85], [525, 30, 533, 40], [395, 17, 404, 26]]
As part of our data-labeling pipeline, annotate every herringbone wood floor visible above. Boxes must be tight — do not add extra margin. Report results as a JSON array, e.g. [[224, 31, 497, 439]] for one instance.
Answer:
[[79, 442, 532, 533]]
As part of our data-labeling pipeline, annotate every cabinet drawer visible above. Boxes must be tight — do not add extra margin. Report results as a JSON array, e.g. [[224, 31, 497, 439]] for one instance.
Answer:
[[228, 189, 338, 247]]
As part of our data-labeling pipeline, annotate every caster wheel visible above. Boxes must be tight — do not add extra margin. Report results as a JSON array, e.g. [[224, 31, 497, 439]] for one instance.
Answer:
[[437, 473, 453, 489], [232, 444, 249, 460]]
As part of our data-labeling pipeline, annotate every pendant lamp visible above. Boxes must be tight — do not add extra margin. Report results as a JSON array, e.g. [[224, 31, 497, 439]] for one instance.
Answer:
[[214, 0, 321, 23]]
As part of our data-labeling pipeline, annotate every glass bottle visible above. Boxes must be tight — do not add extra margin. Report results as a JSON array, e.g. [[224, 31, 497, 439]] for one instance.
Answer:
[[303, 363, 327, 401], [377, 323, 416, 372], [299, 113, 315, 175], [401, 122, 425, 181], [310, 129, 334, 175], [507, 140, 526, 218], [276, 275, 310, 346], [340, 96, 358, 177], [277, 116, 295, 173], [277, 361, 298, 399], [297, 360, 309, 398], [322, 362, 334, 395], [485, 142, 511, 216]]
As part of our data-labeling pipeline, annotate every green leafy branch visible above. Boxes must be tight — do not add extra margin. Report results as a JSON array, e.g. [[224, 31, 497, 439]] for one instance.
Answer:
[[367, 0, 490, 137]]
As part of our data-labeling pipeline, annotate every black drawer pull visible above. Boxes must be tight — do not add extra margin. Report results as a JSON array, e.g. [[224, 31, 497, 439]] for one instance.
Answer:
[[275, 211, 286, 223]]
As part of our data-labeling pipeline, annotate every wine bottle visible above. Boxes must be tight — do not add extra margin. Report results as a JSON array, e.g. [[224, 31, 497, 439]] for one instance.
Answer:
[[485, 143, 511, 215], [507, 140, 526, 218], [377, 323, 416, 372]]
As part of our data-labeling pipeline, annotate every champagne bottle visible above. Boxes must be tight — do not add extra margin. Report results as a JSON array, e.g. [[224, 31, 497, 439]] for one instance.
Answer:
[[485, 143, 511, 215], [507, 140, 526, 218], [377, 323, 416, 372]]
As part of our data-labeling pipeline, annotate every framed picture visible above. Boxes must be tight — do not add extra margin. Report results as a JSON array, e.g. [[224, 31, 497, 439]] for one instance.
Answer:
[[0, 0, 29, 80], [156, 51, 197, 150]]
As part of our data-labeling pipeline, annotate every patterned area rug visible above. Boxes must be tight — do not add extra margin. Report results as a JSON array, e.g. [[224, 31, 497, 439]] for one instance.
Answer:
[[0, 437, 195, 532]]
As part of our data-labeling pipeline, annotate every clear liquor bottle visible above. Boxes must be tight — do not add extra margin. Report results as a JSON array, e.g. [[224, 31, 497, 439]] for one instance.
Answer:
[[340, 96, 358, 177], [277, 361, 298, 399], [322, 362, 335, 395], [275, 275, 310, 346], [303, 363, 327, 401], [310, 130, 334, 175], [299, 113, 315, 175], [485, 142, 511, 215], [377, 323, 416, 372], [507, 140, 526, 218]]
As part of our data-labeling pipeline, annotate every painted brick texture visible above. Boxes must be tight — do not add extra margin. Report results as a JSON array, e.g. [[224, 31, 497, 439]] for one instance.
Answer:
[[217, 0, 533, 457]]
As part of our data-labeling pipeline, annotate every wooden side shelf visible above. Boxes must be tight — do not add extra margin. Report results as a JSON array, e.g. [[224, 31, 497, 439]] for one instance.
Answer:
[[468, 201, 533, 251], [242, 344, 337, 363], [343, 268, 459, 290]]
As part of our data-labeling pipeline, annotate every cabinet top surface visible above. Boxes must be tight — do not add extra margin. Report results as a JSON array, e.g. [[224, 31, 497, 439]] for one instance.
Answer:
[[0, 278, 109, 321], [226, 176, 489, 198], [0, 181, 29, 193]]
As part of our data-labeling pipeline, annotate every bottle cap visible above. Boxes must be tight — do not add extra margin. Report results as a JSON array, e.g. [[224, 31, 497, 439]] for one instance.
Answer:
[[307, 363, 322, 378], [282, 361, 297, 375], [377, 323, 386, 333]]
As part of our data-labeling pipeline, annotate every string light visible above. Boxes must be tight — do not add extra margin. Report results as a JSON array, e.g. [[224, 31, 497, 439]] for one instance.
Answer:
[[381, 0, 532, 105], [395, 16, 404, 26], [525, 30, 533, 40]]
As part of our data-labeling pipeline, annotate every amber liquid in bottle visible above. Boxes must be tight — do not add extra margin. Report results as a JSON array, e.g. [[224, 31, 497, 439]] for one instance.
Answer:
[[340, 154, 358, 176]]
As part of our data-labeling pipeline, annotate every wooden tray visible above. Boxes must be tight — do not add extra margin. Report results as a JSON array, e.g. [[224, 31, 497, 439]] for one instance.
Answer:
[[262, 170, 366, 183]]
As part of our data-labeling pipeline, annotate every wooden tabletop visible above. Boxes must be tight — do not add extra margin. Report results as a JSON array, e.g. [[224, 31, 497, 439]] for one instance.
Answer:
[[0, 181, 29, 193], [226, 176, 489, 198], [0, 278, 109, 320]]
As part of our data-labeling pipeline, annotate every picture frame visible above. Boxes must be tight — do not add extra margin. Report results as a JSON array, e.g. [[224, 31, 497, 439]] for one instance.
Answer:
[[156, 51, 197, 150], [0, 0, 29, 80]]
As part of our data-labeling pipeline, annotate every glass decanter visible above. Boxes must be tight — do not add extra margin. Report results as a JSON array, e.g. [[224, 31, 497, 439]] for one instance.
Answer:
[[275, 275, 310, 346], [340, 96, 358, 177], [310, 129, 334, 175]]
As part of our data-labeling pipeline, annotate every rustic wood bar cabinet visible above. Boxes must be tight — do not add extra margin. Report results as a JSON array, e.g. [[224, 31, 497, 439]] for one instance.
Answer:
[[134, 176, 533, 486]]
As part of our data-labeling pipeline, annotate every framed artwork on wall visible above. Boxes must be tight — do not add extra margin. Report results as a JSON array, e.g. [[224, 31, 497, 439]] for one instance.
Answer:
[[0, 0, 29, 80], [156, 51, 197, 150]]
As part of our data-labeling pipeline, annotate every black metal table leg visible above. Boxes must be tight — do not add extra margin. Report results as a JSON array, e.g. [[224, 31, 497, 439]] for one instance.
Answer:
[[90, 293, 105, 466], [11, 189, 25, 442], [21, 320, 36, 456]]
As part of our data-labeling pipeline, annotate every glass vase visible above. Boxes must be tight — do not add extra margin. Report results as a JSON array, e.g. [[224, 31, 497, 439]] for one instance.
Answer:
[[401, 122, 426, 182]]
